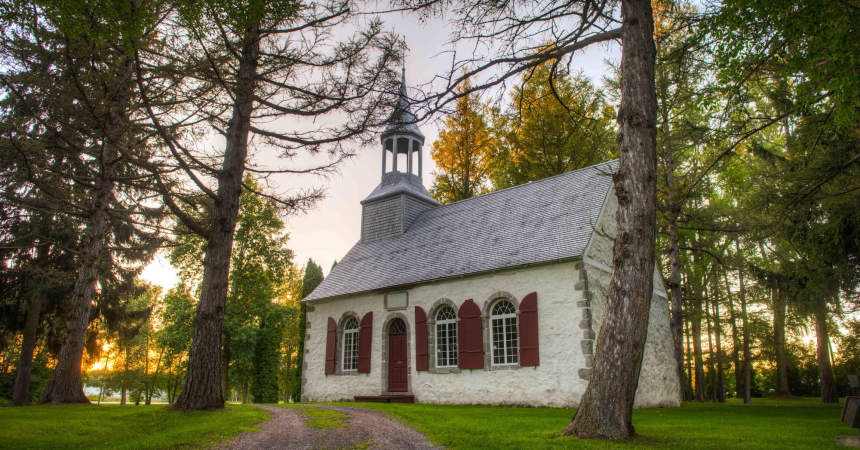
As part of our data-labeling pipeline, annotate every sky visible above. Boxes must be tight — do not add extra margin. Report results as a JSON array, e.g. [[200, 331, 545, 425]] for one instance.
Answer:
[[141, 7, 621, 290]]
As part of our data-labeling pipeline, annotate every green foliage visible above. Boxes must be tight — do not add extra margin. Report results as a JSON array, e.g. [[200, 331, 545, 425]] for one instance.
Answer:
[[177, 0, 301, 38], [157, 287, 195, 367], [170, 177, 299, 402], [0, 404, 266, 449], [709, 0, 859, 128], [490, 60, 615, 189], [300, 261, 325, 299], [0, 352, 51, 403], [251, 305, 284, 403], [755, 339, 823, 397], [345, 400, 851, 449], [833, 319, 860, 395]]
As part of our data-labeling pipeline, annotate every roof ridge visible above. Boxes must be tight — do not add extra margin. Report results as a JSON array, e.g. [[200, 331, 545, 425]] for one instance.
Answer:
[[430, 159, 617, 210]]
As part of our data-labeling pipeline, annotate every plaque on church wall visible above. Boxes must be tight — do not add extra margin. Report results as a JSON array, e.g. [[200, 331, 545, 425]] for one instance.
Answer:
[[385, 292, 408, 310]]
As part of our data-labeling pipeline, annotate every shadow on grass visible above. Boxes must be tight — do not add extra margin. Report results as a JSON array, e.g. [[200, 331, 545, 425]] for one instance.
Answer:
[[0, 403, 267, 449], [321, 398, 853, 449]]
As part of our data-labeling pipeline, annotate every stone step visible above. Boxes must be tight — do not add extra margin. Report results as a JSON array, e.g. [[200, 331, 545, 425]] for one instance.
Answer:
[[354, 394, 415, 403]]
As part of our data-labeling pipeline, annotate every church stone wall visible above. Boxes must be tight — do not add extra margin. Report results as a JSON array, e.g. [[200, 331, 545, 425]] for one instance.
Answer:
[[303, 257, 680, 407], [303, 262, 593, 406], [583, 186, 682, 407]]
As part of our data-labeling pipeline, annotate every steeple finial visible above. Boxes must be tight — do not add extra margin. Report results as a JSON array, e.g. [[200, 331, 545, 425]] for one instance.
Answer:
[[399, 65, 407, 98], [381, 64, 423, 141]]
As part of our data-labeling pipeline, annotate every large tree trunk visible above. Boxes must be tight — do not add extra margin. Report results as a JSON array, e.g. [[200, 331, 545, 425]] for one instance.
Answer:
[[667, 218, 686, 404], [121, 347, 129, 406], [684, 314, 694, 400], [813, 298, 837, 403], [12, 294, 45, 406], [565, 0, 657, 439], [711, 284, 725, 403], [704, 291, 716, 401], [221, 333, 231, 401], [144, 334, 151, 405], [692, 296, 706, 402], [723, 271, 742, 399], [171, 26, 260, 410], [773, 288, 792, 397], [736, 240, 751, 403]]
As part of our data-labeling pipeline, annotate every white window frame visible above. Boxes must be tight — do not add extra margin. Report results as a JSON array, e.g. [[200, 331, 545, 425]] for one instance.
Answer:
[[342, 317, 359, 372], [435, 306, 458, 368], [490, 300, 518, 366]]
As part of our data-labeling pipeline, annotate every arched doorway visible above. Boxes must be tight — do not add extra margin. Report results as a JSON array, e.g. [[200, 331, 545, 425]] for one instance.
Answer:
[[387, 318, 408, 392]]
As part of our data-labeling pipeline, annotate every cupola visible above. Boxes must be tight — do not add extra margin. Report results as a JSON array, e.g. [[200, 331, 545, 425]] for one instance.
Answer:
[[360, 68, 439, 243]]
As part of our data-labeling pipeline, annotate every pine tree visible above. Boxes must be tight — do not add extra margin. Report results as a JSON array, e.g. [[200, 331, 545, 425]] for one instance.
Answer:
[[491, 61, 615, 188], [0, 0, 166, 404], [251, 305, 282, 403]]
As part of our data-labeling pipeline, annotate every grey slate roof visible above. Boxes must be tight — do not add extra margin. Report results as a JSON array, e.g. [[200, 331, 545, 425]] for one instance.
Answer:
[[304, 160, 618, 301], [362, 172, 438, 205]]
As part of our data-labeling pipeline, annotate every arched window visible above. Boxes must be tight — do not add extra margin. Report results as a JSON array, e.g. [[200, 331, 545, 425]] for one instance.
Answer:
[[342, 317, 359, 371], [435, 306, 458, 368], [490, 300, 518, 366]]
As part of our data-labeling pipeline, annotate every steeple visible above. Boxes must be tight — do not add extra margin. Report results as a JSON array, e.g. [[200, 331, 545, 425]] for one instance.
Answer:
[[380, 67, 425, 179], [360, 66, 438, 243]]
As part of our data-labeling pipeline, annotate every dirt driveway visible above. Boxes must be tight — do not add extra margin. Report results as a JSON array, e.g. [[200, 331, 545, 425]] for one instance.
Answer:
[[217, 404, 440, 449]]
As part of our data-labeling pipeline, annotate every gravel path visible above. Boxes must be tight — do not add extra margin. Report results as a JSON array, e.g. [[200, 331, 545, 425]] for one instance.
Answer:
[[217, 404, 440, 449]]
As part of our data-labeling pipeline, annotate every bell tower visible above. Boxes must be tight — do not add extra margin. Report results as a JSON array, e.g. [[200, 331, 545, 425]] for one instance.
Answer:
[[360, 67, 438, 243], [380, 67, 425, 180]]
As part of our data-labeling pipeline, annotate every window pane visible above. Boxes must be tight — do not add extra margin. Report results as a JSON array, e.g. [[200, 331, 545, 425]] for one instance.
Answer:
[[436, 320, 458, 367], [343, 329, 358, 371], [490, 301, 519, 365]]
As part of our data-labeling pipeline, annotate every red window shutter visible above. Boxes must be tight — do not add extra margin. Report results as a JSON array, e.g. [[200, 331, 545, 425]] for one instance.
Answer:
[[519, 292, 539, 366], [415, 306, 429, 371], [325, 317, 337, 374], [458, 299, 484, 369], [357, 312, 373, 373]]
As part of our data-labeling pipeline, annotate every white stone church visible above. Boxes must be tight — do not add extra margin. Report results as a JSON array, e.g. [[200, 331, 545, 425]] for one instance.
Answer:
[[300, 75, 681, 408]]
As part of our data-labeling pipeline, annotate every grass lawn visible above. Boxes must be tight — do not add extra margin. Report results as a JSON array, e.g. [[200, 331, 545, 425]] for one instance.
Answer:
[[332, 397, 856, 449], [275, 404, 348, 428], [0, 403, 267, 449]]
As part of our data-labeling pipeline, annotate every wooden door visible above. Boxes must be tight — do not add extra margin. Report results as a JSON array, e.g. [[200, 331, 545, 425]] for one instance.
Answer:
[[387, 319, 408, 392]]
